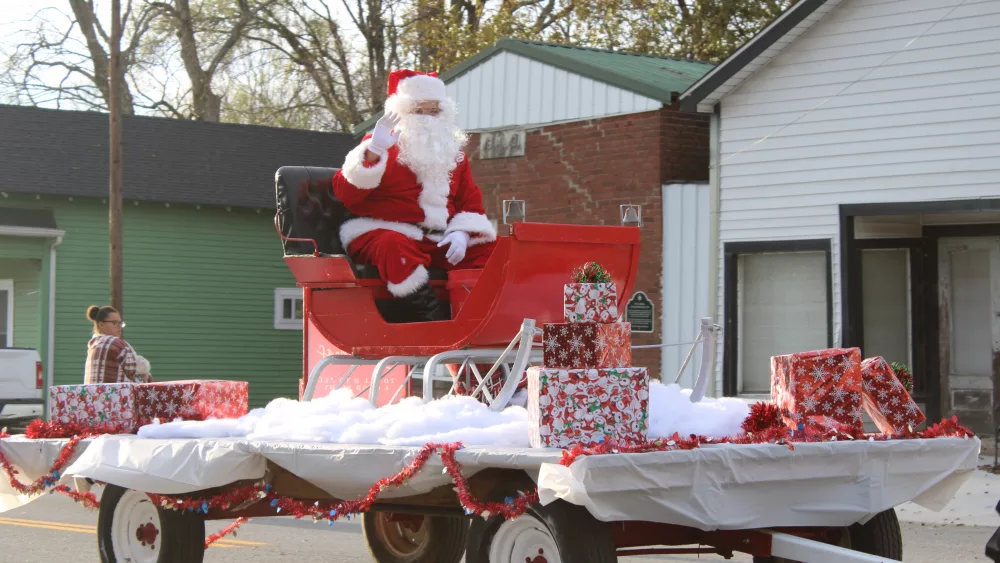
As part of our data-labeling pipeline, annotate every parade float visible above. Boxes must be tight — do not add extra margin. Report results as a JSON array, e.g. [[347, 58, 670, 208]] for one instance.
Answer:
[[0, 166, 981, 563]]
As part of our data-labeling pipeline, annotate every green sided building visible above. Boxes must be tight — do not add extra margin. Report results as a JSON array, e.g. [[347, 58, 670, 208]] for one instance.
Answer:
[[0, 105, 355, 413]]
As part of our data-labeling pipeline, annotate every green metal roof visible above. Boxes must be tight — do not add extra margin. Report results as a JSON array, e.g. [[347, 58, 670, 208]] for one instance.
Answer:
[[353, 38, 715, 135]]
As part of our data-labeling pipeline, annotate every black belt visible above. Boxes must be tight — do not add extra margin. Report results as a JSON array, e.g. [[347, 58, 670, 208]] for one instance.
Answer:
[[422, 228, 445, 236]]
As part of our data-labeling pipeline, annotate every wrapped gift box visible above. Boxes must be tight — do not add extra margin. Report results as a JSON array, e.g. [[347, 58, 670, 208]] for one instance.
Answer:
[[564, 283, 618, 323], [134, 380, 249, 426], [527, 366, 648, 449], [860, 357, 926, 433], [771, 347, 864, 432], [542, 322, 632, 369], [49, 383, 138, 433]]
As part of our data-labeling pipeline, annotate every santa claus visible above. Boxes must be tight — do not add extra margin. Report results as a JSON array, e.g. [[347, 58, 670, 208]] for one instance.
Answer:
[[333, 69, 497, 323]]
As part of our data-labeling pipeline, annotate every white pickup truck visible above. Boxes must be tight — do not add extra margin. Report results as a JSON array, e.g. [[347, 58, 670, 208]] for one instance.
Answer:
[[0, 348, 43, 415]]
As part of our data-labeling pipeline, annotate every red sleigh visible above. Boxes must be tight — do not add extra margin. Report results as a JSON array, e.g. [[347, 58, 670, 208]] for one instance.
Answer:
[[275, 166, 641, 407]]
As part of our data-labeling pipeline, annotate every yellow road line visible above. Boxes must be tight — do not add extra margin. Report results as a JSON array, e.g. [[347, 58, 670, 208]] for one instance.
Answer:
[[0, 518, 93, 534], [0, 516, 262, 547], [0, 516, 94, 530], [210, 537, 266, 546]]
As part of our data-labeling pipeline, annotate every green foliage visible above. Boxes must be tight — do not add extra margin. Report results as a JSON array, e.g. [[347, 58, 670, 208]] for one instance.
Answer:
[[402, 0, 795, 73]]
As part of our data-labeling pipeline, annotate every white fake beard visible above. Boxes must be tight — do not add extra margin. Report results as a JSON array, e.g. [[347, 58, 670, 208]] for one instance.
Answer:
[[396, 114, 466, 181]]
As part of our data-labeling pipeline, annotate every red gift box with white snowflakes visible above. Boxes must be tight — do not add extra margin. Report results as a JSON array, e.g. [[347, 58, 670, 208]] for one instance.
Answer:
[[770, 347, 865, 432], [542, 322, 632, 369], [563, 283, 619, 323], [49, 383, 139, 433], [134, 380, 249, 426], [860, 357, 926, 433], [527, 366, 648, 449]]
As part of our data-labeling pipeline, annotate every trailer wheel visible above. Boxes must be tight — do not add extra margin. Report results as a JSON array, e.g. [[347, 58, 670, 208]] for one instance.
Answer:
[[753, 508, 902, 562], [362, 512, 467, 563], [97, 484, 205, 563], [846, 508, 903, 560], [465, 484, 616, 563]]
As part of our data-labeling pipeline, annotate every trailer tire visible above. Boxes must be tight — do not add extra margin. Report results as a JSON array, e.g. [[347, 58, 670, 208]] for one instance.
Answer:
[[97, 484, 205, 563], [752, 508, 902, 563], [465, 482, 616, 563], [847, 508, 903, 560], [362, 512, 467, 563]]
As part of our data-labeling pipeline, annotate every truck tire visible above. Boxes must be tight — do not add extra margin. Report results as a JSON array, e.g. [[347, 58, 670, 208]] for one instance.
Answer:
[[362, 512, 467, 563], [753, 508, 902, 562], [97, 484, 205, 563], [465, 482, 616, 563]]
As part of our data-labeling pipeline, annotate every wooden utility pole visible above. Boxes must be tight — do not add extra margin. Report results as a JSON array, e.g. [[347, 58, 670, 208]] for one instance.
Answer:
[[109, 0, 124, 314]]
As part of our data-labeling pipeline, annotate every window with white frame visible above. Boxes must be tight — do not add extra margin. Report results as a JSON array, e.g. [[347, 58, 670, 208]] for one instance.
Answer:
[[0, 279, 11, 347], [274, 288, 303, 330], [725, 242, 831, 396]]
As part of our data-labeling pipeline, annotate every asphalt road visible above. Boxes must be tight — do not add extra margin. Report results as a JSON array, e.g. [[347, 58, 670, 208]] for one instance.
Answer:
[[0, 493, 995, 562]]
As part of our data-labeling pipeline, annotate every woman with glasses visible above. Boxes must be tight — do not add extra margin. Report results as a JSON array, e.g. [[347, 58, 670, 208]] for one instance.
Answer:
[[84, 305, 150, 384]]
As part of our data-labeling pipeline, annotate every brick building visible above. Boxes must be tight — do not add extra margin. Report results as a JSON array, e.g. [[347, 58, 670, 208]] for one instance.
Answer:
[[355, 39, 714, 382]]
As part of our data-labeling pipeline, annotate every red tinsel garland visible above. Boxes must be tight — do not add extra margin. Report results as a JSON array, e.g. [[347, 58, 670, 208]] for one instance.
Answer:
[[51, 484, 101, 509], [0, 413, 978, 551], [148, 442, 539, 525], [206, 517, 250, 548], [0, 434, 84, 496], [741, 402, 786, 435], [24, 419, 133, 440]]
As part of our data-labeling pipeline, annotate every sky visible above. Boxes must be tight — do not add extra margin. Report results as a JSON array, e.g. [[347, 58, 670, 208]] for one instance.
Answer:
[[0, 0, 361, 113], [1, 0, 100, 108], [2, 0, 70, 40]]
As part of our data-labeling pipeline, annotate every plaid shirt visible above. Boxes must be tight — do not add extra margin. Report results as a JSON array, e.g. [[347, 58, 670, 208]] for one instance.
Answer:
[[84, 335, 139, 384]]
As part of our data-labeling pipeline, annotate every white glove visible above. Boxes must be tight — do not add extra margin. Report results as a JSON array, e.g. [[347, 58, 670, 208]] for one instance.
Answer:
[[368, 111, 401, 157], [438, 231, 470, 265]]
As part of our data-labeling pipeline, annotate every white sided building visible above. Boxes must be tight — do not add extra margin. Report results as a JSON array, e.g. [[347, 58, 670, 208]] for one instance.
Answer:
[[679, 0, 1000, 434]]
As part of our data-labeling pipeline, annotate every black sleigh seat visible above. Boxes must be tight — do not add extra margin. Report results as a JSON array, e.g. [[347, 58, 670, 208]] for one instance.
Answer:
[[274, 166, 448, 283]]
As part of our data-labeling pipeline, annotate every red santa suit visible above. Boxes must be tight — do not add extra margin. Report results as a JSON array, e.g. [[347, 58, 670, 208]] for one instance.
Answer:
[[332, 71, 497, 298]]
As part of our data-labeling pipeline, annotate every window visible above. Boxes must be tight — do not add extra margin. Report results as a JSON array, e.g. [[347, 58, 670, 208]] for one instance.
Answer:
[[0, 279, 11, 347], [724, 241, 832, 396], [274, 288, 303, 330], [861, 249, 912, 367]]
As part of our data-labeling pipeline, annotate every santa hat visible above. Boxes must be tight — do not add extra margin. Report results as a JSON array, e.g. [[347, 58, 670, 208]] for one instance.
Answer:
[[387, 69, 448, 102]]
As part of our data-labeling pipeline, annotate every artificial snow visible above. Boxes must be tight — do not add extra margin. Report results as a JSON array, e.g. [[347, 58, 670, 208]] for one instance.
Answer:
[[136, 381, 750, 447], [647, 382, 749, 440]]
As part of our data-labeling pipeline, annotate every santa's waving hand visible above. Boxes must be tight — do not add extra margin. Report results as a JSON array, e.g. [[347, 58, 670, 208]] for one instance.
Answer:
[[332, 69, 498, 323]]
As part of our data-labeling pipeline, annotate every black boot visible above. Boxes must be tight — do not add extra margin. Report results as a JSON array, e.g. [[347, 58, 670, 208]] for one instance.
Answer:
[[395, 283, 451, 323]]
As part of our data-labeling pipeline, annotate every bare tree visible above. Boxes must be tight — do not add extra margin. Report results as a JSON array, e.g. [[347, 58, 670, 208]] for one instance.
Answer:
[[221, 47, 336, 130], [1, 1, 160, 114], [148, 0, 258, 121], [251, 0, 404, 131]]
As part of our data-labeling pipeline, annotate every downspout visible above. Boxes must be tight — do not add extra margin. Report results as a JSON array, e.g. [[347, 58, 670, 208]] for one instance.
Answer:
[[44, 234, 62, 422], [707, 103, 722, 397]]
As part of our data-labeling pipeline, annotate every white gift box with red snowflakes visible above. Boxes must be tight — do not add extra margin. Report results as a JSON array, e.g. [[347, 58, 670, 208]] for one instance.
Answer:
[[527, 366, 649, 449], [49, 383, 139, 432]]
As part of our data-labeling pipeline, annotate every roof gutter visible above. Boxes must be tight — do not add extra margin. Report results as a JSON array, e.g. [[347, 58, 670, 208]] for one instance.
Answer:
[[678, 0, 830, 113], [0, 226, 66, 238]]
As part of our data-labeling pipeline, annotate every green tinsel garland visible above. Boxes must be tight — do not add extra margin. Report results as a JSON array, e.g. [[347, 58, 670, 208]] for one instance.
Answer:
[[571, 262, 612, 284], [890, 361, 914, 393]]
